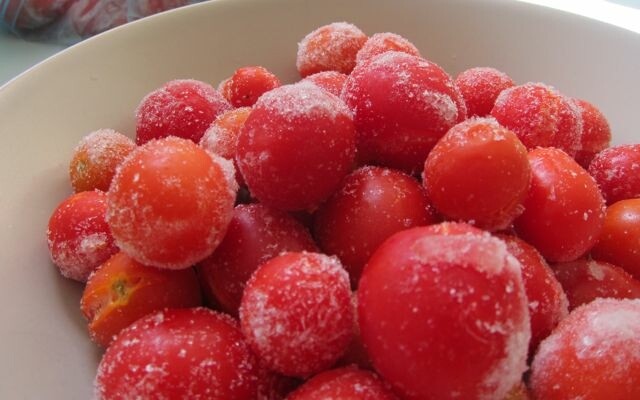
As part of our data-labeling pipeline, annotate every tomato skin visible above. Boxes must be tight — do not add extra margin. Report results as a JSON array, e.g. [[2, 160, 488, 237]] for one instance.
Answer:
[[95, 308, 259, 400], [106, 137, 236, 270], [358, 227, 530, 400], [81, 252, 202, 347], [530, 299, 640, 400], [454, 67, 515, 117], [46, 190, 118, 282], [302, 71, 348, 97], [591, 198, 640, 279], [423, 118, 531, 231], [220, 66, 281, 107], [314, 166, 437, 287], [573, 99, 611, 168], [588, 144, 640, 205], [355, 32, 421, 66], [198, 203, 318, 316], [513, 147, 605, 262]]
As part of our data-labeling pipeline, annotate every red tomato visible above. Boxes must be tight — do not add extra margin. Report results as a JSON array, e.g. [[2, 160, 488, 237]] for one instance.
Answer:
[[342, 51, 466, 174], [287, 366, 398, 400], [239, 252, 353, 378], [454, 67, 515, 117], [314, 166, 437, 287], [355, 32, 421, 65], [46, 190, 118, 282], [68, 0, 127, 38], [236, 82, 356, 211], [591, 198, 640, 279], [197, 203, 318, 316], [497, 233, 568, 355], [552, 258, 640, 310], [423, 118, 531, 231], [302, 71, 348, 97], [106, 137, 236, 269], [358, 228, 530, 400], [81, 251, 201, 347], [3, 0, 71, 30], [95, 308, 259, 399], [530, 299, 640, 400], [296, 22, 367, 77], [573, 99, 611, 168], [336, 292, 373, 370], [588, 144, 640, 205], [220, 66, 281, 107], [513, 147, 604, 262]]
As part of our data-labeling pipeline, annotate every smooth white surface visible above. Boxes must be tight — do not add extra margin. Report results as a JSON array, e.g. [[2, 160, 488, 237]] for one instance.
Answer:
[[0, 0, 639, 398], [0, 33, 64, 85]]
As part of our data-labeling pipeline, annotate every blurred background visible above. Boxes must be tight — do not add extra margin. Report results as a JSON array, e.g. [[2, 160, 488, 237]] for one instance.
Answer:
[[0, 0, 639, 85]]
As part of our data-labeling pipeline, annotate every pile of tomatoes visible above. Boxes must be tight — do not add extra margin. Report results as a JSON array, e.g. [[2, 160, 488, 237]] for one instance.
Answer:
[[46, 22, 640, 400]]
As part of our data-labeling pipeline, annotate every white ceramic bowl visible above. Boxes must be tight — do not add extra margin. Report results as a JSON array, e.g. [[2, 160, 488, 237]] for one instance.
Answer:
[[1, 0, 639, 398]]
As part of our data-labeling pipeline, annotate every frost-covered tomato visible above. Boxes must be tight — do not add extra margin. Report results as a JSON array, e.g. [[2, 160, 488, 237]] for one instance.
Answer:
[[95, 308, 259, 400], [314, 166, 436, 287], [454, 67, 515, 117], [342, 51, 466, 173], [552, 258, 640, 310], [198, 203, 317, 315], [240, 252, 353, 378], [81, 252, 201, 347], [219, 66, 281, 107], [302, 71, 348, 97], [588, 144, 640, 205], [530, 299, 640, 400], [106, 137, 236, 269], [514, 147, 604, 262], [423, 118, 530, 231], [286, 366, 398, 400], [591, 198, 640, 279], [358, 228, 530, 400], [355, 32, 421, 66], [237, 82, 356, 211], [46, 190, 118, 282], [573, 99, 611, 168]]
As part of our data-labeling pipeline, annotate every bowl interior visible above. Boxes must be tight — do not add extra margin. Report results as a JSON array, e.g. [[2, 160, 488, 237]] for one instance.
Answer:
[[0, 0, 639, 398]]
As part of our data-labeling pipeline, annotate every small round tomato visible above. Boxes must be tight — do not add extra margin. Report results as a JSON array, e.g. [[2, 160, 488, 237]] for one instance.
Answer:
[[81, 252, 201, 347], [454, 67, 515, 117], [588, 144, 640, 205], [197, 203, 318, 316], [423, 118, 530, 231], [219, 66, 281, 107], [46, 190, 118, 282], [358, 228, 530, 400], [591, 198, 640, 279], [240, 252, 353, 378], [552, 258, 640, 310], [287, 366, 398, 400], [355, 32, 421, 65], [530, 298, 640, 400], [106, 137, 236, 269], [573, 99, 611, 168], [514, 147, 605, 262], [314, 166, 437, 287], [302, 71, 348, 97], [95, 308, 259, 400]]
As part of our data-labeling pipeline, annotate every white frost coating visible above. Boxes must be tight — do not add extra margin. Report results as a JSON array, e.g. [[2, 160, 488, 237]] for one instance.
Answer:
[[422, 90, 458, 126], [296, 22, 366, 74], [587, 260, 606, 281]]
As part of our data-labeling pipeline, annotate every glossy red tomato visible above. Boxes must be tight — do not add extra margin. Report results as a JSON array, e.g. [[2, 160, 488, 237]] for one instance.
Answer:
[[287, 366, 398, 400], [573, 99, 611, 168], [514, 147, 605, 262], [591, 198, 640, 279], [314, 166, 436, 287], [423, 118, 530, 231], [95, 308, 259, 399], [220, 66, 281, 107], [81, 252, 201, 347], [358, 228, 530, 400]]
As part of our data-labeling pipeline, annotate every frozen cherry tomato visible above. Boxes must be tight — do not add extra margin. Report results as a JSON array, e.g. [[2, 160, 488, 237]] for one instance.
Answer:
[[355, 32, 421, 65], [530, 298, 640, 400], [257, 367, 301, 400], [287, 366, 397, 400], [240, 252, 353, 378], [302, 71, 348, 97], [573, 99, 611, 168], [2, 0, 71, 30], [198, 203, 318, 315], [454, 67, 515, 117], [95, 308, 260, 400], [81, 251, 201, 347], [423, 118, 530, 231], [106, 137, 236, 269], [135, 79, 231, 144], [220, 66, 281, 107], [336, 293, 373, 370], [68, 0, 127, 38], [135, 0, 189, 17], [591, 198, 640, 279], [296, 22, 367, 77], [552, 258, 640, 310], [497, 233, 569, 354], [342, 51, 466, 173], [588, 144, 640, 204], [514, 147, 604, 262], [358, 228, 530, 400], [237, 82, 356, 211], [491, 83, 582, 156], [47, 190, 118, 282], [69, 129, 136, 193], [314, 166, 436, 287]]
